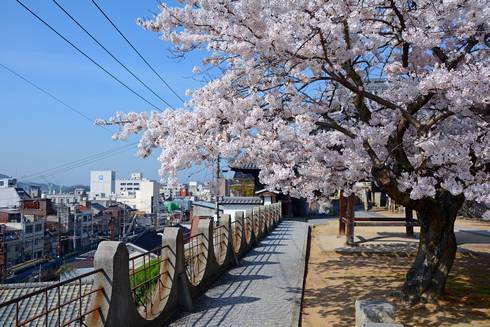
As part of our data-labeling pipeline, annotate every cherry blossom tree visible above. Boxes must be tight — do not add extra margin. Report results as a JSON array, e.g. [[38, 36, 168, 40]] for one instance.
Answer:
[[105, 1, 490, 303]]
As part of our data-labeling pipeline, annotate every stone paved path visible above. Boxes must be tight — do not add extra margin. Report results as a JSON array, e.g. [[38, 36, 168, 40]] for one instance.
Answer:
[[168, 220, 309, 327]]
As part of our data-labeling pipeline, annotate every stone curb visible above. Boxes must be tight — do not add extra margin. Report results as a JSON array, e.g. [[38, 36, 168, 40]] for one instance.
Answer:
[[290, 223, 310, 327]]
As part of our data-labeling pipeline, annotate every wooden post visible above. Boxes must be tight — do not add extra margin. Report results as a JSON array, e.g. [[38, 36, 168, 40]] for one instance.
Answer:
[[405, 207, 414, 236], [339, 191, 346, 236], [346, 194, 355, 245]]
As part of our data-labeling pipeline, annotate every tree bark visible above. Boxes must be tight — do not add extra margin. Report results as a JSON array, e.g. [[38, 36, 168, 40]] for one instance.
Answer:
[[402, 192, 464, 303]]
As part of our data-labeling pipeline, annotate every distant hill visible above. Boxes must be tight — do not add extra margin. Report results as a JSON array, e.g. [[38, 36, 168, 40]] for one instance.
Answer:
[[17, 181, 89, 194]]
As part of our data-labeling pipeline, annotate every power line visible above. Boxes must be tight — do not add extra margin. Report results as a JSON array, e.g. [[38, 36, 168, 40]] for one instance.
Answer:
[[21, 142, 137, 181], [90, 0, 186, 104], [52, 0, 175, 110], [0, 62, 113, 134], [21, 143, 135, 180], [15, 0, 163, 112], [33, 146, 135, 180]]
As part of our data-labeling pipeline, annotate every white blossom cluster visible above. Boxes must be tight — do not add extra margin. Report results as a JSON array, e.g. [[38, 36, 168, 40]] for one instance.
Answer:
[[105, 1, 489, 211]]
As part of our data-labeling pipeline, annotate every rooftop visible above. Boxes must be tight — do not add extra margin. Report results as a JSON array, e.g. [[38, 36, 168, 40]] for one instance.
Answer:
[[219, 196, 263, 205], [0, 281, 93, 326], [229, 163, 259, 171]]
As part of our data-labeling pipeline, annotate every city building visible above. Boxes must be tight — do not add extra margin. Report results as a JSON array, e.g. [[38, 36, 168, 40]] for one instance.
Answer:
[[0, 225, 21, 268], [188, 181, 198, 194], [115, 173, 160, 214], [161, 183, 183, 200], [2, 216, 45, 264], [0, 174, 30, 208], [0, 208, 21, 224], [89, 170, 115, 199], [20, 198, 56, 218], [115, 172, 143, 196], [53, 203, 94, 254], [44, 188, 88, 206], [0, 174, 17, 189]]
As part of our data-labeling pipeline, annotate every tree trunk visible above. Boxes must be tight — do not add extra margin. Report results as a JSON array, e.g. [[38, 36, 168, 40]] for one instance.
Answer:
[[402, 192, 464, 303]]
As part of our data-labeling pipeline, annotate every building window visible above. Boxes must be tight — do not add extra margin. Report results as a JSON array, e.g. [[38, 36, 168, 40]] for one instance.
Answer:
[[35, 224, 42, 232], [0, 181, 4, 187], [25, 225, 33, 234]]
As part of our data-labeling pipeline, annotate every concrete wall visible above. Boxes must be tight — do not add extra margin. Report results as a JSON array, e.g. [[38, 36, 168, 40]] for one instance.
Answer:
[[222, 204, 261, 221], [85, 202, 283, 327]]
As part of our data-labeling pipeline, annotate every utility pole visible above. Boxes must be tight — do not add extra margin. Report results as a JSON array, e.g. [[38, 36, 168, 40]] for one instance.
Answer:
[[215, 154, 220, 224], [73, 214, 76, 251], [57, 210, 61, 257], [123, 208, 126, 241]]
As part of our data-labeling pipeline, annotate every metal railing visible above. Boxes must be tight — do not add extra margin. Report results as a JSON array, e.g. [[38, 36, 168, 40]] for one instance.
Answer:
[[184, 233, 206, 285], [0, 269, 104, 326], [128, 245, 173, 319], [213, 225, 228, 264]]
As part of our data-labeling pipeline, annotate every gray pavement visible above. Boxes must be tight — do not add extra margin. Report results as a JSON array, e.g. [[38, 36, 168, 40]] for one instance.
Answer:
[[168, 220, 309, 327]]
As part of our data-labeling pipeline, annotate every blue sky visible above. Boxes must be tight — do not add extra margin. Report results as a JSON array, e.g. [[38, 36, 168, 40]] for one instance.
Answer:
[[0, 0, 212, 185]]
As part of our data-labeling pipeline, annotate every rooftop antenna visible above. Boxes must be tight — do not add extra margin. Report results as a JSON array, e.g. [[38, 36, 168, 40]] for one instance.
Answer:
[[41, 175, 53, 194]]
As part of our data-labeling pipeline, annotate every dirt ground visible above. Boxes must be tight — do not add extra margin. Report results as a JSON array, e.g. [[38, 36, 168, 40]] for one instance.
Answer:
[[301, 217, 490, 327]]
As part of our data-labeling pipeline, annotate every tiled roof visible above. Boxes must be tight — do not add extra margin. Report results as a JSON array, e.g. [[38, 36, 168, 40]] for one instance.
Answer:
[[90, 203, 106, 212], [229, 163, 259, 171], [219, 197, 263, 205], [255, 189, 280, 195], [129, 230, 162, 252], [0, 281, 94, 326], [192, 201, 216, 209]]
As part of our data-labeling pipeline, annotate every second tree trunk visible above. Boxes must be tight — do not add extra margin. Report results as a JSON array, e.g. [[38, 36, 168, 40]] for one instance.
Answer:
[[402, 192, 464, 303]]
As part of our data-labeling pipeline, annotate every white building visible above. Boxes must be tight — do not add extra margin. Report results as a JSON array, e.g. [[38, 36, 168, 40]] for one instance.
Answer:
[[0, 174, 17, 189], [115, 172, 144, 196], [44, 189, 87, 206], [115, 173, 160, 214], [90, 170, 115, 199], [219, 197, 264, 221], [0, 174, 30, 208], [189, 181, 198, 195], [161, 183, 183, 200]]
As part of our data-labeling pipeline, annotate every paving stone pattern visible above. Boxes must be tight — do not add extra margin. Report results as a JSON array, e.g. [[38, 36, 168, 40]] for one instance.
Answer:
[[169, 220, 309, 327]]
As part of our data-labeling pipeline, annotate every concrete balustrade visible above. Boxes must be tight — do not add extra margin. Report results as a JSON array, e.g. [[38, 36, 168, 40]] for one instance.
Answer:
[[86, 203, 283, 327], [244, 209, 253, 245]]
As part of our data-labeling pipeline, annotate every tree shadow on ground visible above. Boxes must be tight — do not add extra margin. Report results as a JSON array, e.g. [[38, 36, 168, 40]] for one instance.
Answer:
[[302, 251, 490, 327]]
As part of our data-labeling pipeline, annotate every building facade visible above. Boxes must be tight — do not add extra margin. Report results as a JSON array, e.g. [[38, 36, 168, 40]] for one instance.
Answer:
[[0, 181, 30, 208], [89, 170, 115, 199], [115, 173, 160, 214]]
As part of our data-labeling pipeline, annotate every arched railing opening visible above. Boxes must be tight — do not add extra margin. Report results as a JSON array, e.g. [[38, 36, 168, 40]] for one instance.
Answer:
[[245, 211, 253, 244], [213, 225, 228, 265], [128, 244, 174, 319], [253, 208, 260, 239], [231, 218, 242, 254], [184, 233, 207, 286]]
